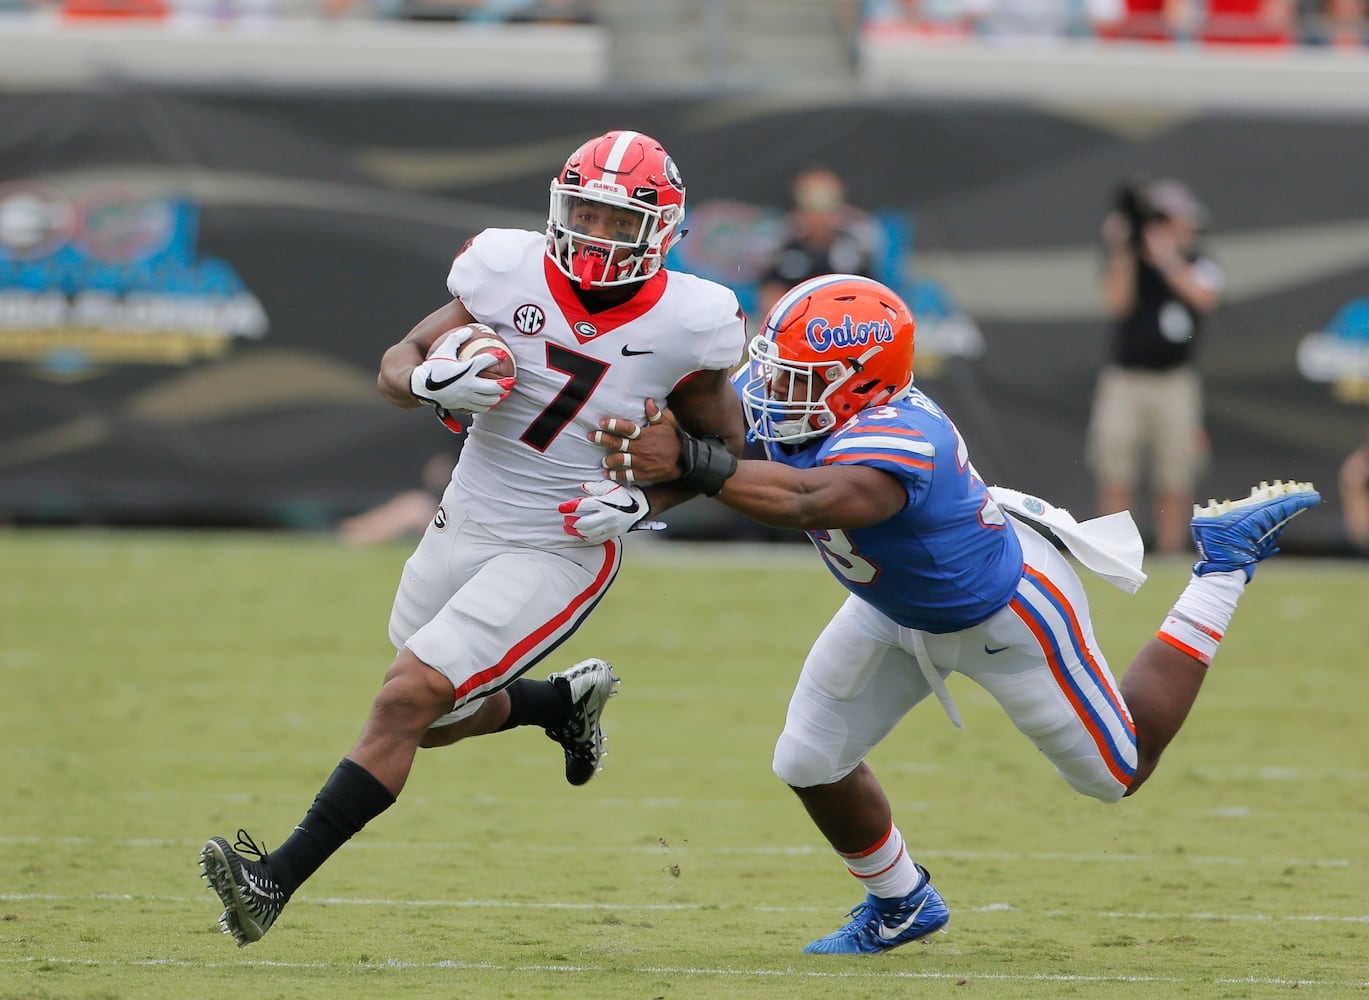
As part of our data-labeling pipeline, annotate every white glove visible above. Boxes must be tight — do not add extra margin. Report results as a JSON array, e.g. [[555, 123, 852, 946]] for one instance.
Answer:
[[559, 481, 650, 543], [409, 330, 512, 414]]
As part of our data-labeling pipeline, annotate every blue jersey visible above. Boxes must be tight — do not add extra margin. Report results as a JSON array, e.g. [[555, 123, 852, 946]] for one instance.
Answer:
[[760, 390, 1025, 633]]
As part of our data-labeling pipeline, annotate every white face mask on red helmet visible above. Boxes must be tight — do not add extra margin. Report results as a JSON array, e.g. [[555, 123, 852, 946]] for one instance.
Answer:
[[547, 130, 686, 290]]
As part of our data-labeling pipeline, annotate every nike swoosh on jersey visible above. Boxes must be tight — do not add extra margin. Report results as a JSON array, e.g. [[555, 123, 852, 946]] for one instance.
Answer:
[[620, 346, 654, 357], [875, 896, 929, 941], [984, 645, 1009, 655]]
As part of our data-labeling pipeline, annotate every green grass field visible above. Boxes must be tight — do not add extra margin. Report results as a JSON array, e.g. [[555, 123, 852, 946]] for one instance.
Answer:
[[3, 529, 1367, 999]]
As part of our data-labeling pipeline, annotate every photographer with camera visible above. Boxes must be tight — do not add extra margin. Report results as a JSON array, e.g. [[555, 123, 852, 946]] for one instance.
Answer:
[[1086, 178, 1225, 556]]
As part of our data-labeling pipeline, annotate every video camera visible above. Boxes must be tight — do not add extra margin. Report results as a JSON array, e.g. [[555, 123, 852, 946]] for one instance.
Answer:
[[1114, 181, 1168, 249]]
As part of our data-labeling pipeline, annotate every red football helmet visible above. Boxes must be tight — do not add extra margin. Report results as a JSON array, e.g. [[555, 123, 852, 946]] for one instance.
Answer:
[[741, 274, 916, 444], [547, 130, 687, 289]]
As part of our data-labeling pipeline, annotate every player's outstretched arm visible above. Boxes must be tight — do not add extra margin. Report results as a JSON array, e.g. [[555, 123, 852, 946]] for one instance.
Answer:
[[592, 403, 906, 532], [714, 460, 905, 531], [377, 299, 478, 409]]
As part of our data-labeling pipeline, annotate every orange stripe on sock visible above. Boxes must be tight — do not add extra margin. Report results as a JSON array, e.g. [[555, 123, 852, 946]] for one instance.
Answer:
[[1165, 610, 1223, 642], [841, 823, 894, 860], [1156, 629, 1213, 666], [848, 844, 906, 880]]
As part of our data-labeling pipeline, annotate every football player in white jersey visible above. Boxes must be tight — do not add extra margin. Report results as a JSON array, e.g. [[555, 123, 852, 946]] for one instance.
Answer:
[[588, 274, 1320, 955], [198, 130, 748, 947]]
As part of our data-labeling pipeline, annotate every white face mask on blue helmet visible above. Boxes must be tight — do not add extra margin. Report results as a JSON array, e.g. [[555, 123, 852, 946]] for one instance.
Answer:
[[741, 335, 887, 444], [742, 274, 916, 445]]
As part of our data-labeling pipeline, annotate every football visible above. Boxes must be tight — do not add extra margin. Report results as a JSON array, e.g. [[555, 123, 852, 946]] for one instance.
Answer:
[[430, 324, 516, 381]]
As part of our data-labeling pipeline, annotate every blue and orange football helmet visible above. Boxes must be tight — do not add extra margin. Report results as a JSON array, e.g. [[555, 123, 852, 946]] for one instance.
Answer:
[[741, 274, 916, 444]]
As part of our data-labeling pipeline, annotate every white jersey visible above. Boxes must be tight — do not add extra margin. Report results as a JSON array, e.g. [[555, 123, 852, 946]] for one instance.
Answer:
[[444, 228, 746, 547]]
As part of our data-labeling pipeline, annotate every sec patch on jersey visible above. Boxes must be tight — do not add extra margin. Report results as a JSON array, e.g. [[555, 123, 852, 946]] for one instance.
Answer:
[[430, 324, 517, 381]]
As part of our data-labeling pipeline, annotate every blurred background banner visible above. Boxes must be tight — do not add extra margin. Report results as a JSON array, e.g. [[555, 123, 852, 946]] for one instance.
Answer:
[[2, 83, 1368, 542]]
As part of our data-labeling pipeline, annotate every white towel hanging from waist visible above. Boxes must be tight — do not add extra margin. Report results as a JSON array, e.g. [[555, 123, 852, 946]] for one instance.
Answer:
[[987, 485, 1148, 594]]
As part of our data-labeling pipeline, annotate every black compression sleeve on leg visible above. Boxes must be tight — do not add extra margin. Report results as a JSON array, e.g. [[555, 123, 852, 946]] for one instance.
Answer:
[[496, 678, 571, 732], [267, 758, 396, 898]]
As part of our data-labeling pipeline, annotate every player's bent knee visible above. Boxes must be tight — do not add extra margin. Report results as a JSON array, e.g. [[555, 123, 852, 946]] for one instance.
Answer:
[[1077, 775, 1128, 805], [1031, 722, 1133, 804], [375, 651, 457, 731], [1051, 754, 1129, 804], [772, 732, 843, 788], [418, 722, 462, 749]]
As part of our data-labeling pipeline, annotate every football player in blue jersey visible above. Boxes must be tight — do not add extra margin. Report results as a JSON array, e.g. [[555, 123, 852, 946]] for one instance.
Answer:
[[580, 273, 1320, 956]]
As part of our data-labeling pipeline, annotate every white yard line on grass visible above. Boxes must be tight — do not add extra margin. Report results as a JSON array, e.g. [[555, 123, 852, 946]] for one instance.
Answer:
[[2, 954, 1367, 989], [4, 892, 1367, 924], [0, 835, 1358, 868]]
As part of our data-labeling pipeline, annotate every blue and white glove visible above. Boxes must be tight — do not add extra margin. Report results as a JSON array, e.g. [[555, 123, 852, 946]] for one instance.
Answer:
[[409, 328, 511, 414], [559, 481, 650, 543]]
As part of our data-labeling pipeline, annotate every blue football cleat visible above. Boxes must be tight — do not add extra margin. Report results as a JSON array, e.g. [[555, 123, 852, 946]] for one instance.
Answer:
[[803, 864, 949, 955], [1191, 480, 1320, 581]]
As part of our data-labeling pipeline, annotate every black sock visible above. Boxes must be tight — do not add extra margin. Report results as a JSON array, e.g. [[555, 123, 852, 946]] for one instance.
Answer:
[[267, 758, 396, 898], [496, 678, 572, 732]]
